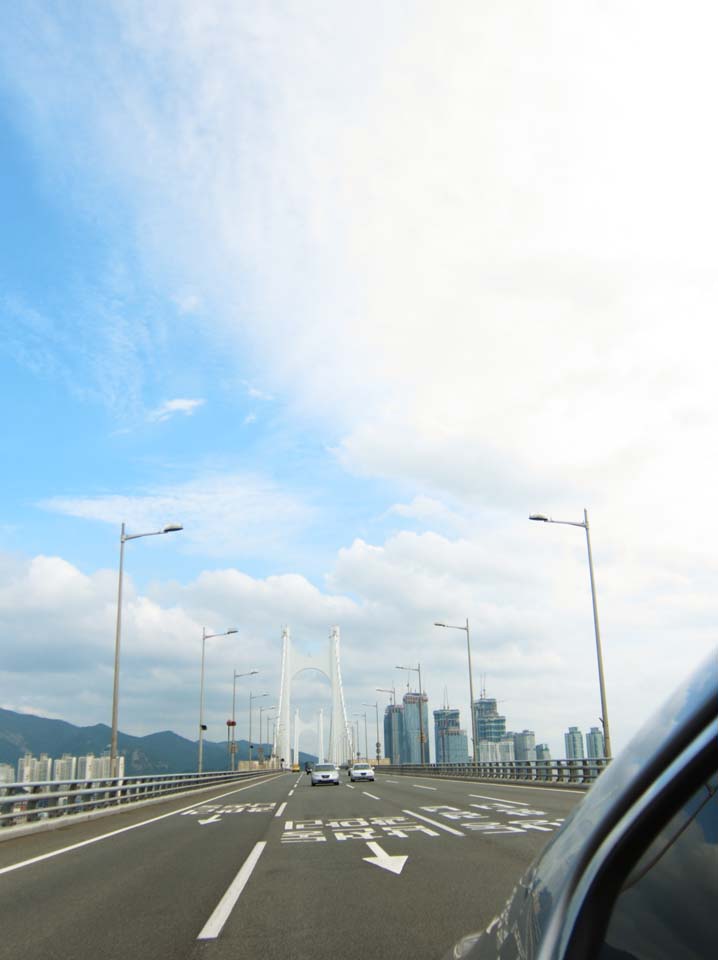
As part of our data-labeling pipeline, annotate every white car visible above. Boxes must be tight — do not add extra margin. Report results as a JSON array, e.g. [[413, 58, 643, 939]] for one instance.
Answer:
[[349, 762, 375, 782], [310, 763, 340, 786]]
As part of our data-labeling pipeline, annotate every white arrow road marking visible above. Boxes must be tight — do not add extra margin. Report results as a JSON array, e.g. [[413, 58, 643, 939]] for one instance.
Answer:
[[362, 841, 408, 876], [198, 814, 222, 825], [198, 841, 266, 939]]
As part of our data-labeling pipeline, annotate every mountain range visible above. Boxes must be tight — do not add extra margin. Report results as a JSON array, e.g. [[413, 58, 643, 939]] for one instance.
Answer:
[[0, 707, 315, 776]]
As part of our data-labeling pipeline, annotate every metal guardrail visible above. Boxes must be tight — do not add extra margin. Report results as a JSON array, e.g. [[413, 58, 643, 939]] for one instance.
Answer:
[[0, 768, 282, 829], [376, 758, 609, 787]]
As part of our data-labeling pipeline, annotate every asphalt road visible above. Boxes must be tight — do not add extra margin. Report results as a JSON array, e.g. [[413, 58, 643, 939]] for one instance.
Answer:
[[0, 770, 584, 960]]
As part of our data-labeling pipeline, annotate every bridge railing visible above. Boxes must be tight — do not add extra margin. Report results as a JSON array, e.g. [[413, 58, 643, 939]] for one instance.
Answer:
[[376, 758, 609, 787], [0, 768, 281, 830]]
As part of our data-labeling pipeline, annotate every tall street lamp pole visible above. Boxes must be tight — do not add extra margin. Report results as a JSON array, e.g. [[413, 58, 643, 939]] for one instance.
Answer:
[[111, 521, 183, 777], [377, 686, 396, 704], [249, 692, 268, 765], [231, 670, 259, 769], [396, 664, 426, 763], [199, 627, 238, 773], [530, 508, 612, 759], [434, 619, 478, 764], [363, 702, 381, 764]]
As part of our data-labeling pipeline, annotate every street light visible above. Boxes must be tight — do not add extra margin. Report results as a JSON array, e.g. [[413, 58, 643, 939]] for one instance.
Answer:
[[434, 619, 478, 764], [231, 670, 259, 769], [530, 508, 612, 759], [111, 521, 183, 776], [362, 702, 381, 764], [353, 713, 368, 761], [198, 627, 238, 773], [249, 692, 268, 764], [396, 664, 426, 763], [376, 686, 396, 704]]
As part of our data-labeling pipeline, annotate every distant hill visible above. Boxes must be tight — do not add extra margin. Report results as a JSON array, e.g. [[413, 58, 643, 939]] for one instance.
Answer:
[[0, 708, 316, 776]]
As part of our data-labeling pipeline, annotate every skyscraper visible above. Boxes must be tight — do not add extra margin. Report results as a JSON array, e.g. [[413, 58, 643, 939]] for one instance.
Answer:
[[565, 726, 585, 760], [384, 704, 404, 764], [473, 697, 507, 742], [402, 691, 429, 763], [586, 726, 605, 759], [433, 708, 469, 763], [513, 730, 537, 762]]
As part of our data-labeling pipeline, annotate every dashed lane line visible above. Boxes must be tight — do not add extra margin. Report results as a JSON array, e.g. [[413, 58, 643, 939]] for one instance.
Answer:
[[0, 774, 283, 878], [403, 809, 465, 837], [363, 792, 381, 800], [345, 784, 355, 790], [288, 790, 294, 797], [385, 780, 399, 784], [412, 785, 437, 791], [197, 841, 266, 940], [469, 793, 529, 806], [275, 802, 287, 818]]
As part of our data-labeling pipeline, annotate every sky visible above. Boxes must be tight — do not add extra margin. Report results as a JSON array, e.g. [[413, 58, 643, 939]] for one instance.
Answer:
[[0, 1, 716, 763]]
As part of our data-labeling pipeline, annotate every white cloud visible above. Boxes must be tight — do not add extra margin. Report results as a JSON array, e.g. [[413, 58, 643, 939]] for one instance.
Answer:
[[39, 470, 312, 558], [243, 412, 257, 425], [148, 397, 205, 422]]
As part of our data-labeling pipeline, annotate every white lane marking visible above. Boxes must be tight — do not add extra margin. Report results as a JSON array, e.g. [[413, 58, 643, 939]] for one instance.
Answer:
[[288, 790, 294, 796], [413, 785, 437, 791], [469, 794, 529, 806], [363, 841, 408, 875], [345, 784, 355, 790], [362, 792, 380, 800], [198, 814, 222, 825], [403, 809, 465, 837], [400, 775, 586, 796], [385, 779, 399, 784], [197, 841, 266, 940], [0, 774, 283, 877], [274, 802, 287, 818]]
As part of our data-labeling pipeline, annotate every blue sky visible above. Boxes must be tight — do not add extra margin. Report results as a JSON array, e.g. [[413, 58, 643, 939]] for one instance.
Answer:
[[1, 2, 716, 762]]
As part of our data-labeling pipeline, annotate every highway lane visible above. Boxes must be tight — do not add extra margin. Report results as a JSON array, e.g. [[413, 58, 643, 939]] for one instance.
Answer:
[[0, 771, 585, 960]]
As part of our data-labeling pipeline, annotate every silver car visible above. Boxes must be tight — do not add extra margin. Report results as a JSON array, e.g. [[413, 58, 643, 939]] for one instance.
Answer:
[[310, 763, 340, 786], [349, 762, 375, 782]]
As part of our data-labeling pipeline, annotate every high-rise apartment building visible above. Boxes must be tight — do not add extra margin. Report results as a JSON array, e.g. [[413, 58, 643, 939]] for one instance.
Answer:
[[536, 743, 552, 761], [53, 755, 77, 780], [384, 704, 404, 764], [513, 730, 537, 762], [585, 726, 605, 759], [473, 697, 507, 742], [565, 726, 585, 760], [402, 691, 429, 763], [433, 708, 468, 763], [498, 737, 516, 762], [0, 763, 15, 783]]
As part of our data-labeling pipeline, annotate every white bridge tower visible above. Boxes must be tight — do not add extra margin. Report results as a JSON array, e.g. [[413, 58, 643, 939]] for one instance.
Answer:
[[273, 626, 351, 767]]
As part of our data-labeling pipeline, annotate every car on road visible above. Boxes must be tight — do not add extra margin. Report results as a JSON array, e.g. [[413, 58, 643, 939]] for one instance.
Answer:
[[304, 761, 313, 774], [349, 762, 375, 782], [442, 650, 717, 960], [310, 763, 340, 786]]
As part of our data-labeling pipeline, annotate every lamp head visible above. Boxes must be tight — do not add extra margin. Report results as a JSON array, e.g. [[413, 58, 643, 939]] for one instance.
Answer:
[[529, 514, 549, 522], [434, 622, 446, 627], [162, 523, 184, 533], [226, 628, 238, 635]]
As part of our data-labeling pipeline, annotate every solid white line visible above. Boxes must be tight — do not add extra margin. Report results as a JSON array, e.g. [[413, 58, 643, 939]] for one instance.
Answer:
[[413, 785, 437, 791], [469, 794, 529, 806], [403, 809, 465, 837], [363, 792, 380, 800], [274, 802, 287, 818], [0, 775, 282, 878], [197, 841, 266, 940], [394, 774, 586, 796], [288, 789, 294, 796]]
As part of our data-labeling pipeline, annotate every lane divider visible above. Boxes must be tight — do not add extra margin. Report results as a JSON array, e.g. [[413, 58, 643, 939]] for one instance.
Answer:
[[197, 841, 266, 940], [412, 785, 437, 791], [362, 792, 380, 800], [470, 793, 529, 806], [403, 809, 465, 837], [288, 790, 294, 797], [274, 802, 287, 818]]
